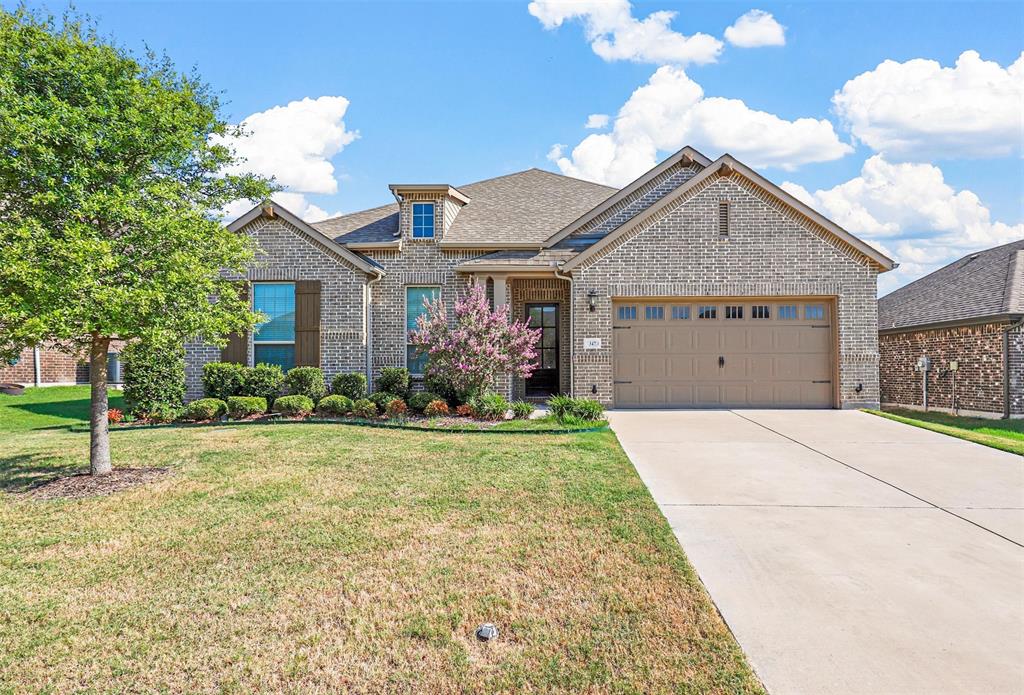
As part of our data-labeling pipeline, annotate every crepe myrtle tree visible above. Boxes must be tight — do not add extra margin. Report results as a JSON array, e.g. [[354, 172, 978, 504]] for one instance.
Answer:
[[409, 283, 541, 399], [0, 9, 274, 474]]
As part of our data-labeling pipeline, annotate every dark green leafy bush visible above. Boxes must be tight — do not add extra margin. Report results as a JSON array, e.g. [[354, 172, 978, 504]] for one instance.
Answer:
[[180, 398, 227, 421], [547, 395, 604, 422], [145, 404, 180, 423], [121, 337, 185, 416], [511, 401, 535, 419], [272, 394, 314, 416], [285, 367, 326, 403], [331, 372, 367, 400], [408, 391, 443, 412], [377, 367, 410, 399], [368, 391, 399, 413], [226, 396, 267, 418], [351, 398, 377, 419], [424, 372, 466, 406], [244, 363, 284, 405], [316, 394, 353, 416], [469, 392, 509, 421], [202, 362, 246, 401]]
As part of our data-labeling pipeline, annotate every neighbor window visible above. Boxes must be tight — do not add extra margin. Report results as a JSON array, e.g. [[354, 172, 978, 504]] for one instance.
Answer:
[[617, 305, 637, 321], [406, 286, 439, 374], [412, 202, 435, 238], [805, 304, 825, 321], [253, 283, 296, 371], [671, 305, 691, 320], [644, 305, 664, 320], [752, 305, 770, 319], [698, 305, 717, 319], [725, 305, 743, 320], [778, 305, 798, 320]]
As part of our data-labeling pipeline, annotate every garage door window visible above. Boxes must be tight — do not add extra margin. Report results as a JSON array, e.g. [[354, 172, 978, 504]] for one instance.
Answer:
[[725, 305, 743, 319], [752, 305, 770, 319], [778, 305, 798, 320], [644, 305, 664, 320], [805, 304, 825, 320], [671, 305, 690, 320], [617, 305, 637, 321], [698, 305, 717, 319]]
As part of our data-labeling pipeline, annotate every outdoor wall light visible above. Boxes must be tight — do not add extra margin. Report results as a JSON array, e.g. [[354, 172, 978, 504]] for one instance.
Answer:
[[587, 289, 598, 312], [855, 383, 863, 393]]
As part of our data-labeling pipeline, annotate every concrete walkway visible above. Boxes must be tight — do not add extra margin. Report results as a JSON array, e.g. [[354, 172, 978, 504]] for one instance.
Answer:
[[608, 409, 1024, 695]]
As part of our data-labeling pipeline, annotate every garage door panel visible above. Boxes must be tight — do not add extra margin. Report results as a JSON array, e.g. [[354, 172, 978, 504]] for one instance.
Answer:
[[802, 328, 831, 351], [749, 329, 775, 352], [695, 330, 721, 352], [722, 327, 748, 352], [722, 356, 748, 379], [695, 384, 721, 405], [668, 328, 696, 351], [640, 356, 668, 379], [668, 356, 694, 379], [668, 384, 695, 405], [615, 355, 640, 379], [640, 327, 668, 352], [722, 384, 749, 405]]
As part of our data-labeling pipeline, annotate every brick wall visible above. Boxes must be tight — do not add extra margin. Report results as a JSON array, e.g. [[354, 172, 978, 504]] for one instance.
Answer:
[[0, 341, 126, 386], [879, 321, 1021, 416], [570, 171, 881, 408]]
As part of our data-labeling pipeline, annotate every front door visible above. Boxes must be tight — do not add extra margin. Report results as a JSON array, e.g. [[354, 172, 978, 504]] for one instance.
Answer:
[[526, 303, 559, 397]]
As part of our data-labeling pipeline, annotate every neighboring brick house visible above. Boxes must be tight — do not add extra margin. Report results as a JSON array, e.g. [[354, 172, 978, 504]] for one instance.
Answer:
[[879, 239, 1024, 418], [0, 342, 126, 387], [186, 146, 895, 409]]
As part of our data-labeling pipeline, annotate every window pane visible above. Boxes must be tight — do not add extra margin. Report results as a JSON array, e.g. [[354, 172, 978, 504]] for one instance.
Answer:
[[542, 349, 556, 369], [253, 283, 295, 342], [617, 305, 637, 321], [698, 305, 717, 319], [254, 344, 294, 372], [752, 305, 770, 319], [412, 202, 435, 238], [542, 306, 557, 327], [407, 344, 428, 376], [542, 329, 556, 348], [406, 287, 439, 331], [528, 307, 543, 327], [671, 305, 690, 320], [725, 305, 743, 319], [644, 305, 664, 320], [779, 305, 798, 320], [806, 304, 825, 320]]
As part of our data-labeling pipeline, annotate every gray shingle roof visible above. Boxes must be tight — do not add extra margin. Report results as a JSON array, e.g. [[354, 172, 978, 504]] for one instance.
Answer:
[[312, 168, 614, 246], [456, 249, 577, 269], [879, 238, 1024, 330]]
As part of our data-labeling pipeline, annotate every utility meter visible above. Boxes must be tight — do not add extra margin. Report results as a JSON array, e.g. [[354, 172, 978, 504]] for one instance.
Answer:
[[915, 356, 932, 372], [948, 360, 959, 371]]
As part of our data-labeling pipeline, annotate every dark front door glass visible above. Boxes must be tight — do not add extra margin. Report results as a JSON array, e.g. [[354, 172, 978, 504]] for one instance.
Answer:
[[526, 303, 559, 397]]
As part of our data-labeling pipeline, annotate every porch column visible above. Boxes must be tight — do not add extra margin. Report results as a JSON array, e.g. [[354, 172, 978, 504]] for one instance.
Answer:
[[491, 275, 508, 308]]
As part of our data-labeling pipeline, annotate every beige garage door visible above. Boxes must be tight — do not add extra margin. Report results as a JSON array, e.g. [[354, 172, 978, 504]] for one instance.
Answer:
[[613, 299, 834, 408]]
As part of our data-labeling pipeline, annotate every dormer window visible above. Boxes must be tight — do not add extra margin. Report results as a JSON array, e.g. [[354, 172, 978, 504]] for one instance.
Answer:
[[412, 202, 435, 239]]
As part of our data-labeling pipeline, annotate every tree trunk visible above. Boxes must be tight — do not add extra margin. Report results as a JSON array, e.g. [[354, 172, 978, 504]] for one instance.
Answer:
[[89, 334, 112, 476]]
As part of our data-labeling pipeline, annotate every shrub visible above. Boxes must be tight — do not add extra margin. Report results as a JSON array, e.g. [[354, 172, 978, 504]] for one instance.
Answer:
[[144, 404, 180, 423], [423, 399, 449, 417], [385, 398, 408, 419], [285, 367, 326, 403], [121, 337, 185, 415], [351, 398, 377, 419], [107, 407, 124, 424], [368, 391, 399, 413], [243, 363, 284, 405], [424, 372, 466, 406], [408, 391, 443, 412], [181, 397, 227, 421], [202, 362, 246, 401], [377, 367, 410, 399], [332, 372, 367, 400], [316, 394, 353, 416], [511, 400, 535, 419], [272, 394, 314, 416], [469, 392, 509, 421], [455, 404, 474, 417], [227, 396, 267, 419], [547, 395, 604, 422]]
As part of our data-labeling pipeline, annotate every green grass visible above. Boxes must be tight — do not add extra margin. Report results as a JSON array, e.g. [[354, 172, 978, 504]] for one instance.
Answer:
[[0, 387, 761, 693], [867, 408, 1024, 456], [0, 385, 124, 432]]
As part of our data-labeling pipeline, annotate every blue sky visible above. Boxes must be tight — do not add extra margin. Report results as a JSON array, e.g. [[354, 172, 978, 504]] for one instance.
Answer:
[[18, 0, 1024, 292]]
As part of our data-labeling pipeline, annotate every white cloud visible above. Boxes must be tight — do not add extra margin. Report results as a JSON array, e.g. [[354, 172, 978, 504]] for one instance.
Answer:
[[551, 65, 852, 186], [724, 9, 785, 48], [528, 0, 723, 65], [584, 113, 610, 129], [781, 155, 1024, 293], [833, 50, 1024, 159], [217, 96, 358, 194]]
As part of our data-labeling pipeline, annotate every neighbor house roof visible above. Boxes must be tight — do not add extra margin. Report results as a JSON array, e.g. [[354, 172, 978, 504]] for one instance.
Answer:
[[879, 238, 1024, 331], [313, 168, 615, 248]]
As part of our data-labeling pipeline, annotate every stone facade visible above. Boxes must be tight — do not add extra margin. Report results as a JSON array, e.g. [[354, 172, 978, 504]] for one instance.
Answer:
[[879, 321, 1024, 417], [568, 172, 881, 409]]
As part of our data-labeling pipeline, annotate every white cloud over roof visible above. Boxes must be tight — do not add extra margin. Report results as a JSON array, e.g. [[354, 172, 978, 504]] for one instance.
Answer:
[[724, 9, 786, 48]]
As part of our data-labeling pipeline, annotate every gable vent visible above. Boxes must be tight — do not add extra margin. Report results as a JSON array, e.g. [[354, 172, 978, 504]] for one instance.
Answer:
[[718, 201, 729, 237]]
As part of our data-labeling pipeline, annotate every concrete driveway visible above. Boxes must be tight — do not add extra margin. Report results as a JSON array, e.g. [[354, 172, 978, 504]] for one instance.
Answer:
[[608, 409, 1024, 695]]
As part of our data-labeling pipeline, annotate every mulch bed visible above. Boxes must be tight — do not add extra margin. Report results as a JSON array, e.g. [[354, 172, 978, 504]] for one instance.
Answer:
[[23, 467, 171, 501]]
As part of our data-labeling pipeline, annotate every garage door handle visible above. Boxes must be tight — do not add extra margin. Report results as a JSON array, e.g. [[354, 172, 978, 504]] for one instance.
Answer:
[[718, 356, 725, 367]]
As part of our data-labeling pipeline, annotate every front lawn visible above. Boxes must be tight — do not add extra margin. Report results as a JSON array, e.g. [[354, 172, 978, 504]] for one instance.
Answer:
[[0, 387, 761, 693], [868, 408, 1024, 456]]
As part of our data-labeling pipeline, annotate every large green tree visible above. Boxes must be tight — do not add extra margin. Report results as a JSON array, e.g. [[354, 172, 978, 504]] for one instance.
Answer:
[[0, 10, 273, 474]]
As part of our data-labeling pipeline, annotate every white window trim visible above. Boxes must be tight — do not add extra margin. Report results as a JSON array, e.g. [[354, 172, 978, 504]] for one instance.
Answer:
[[405, 285, 440, 376], [251, 281, 296, 368]]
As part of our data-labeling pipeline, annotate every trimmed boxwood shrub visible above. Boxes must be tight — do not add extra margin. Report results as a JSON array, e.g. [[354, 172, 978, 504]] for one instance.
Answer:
[[408, 391, 443, 413], [331, 372, 367, 400], [423, 399, 449, 417], [272, 394, 314, 416], [368, 391, 399, 413], [121, 337, 185, 416], [316, 394, 353, 416], [244, 363, 284, 405], [226, 396, 267, 419], [285, 367, 326, 403], [202, 362, 246, 401], [145, 404, 180, 423], [351, 398, 377, 419], [181, 398, 227, 421], [511, 400, 535, 419], [469, 392, 509, 421], [377, 367, 410, 399]]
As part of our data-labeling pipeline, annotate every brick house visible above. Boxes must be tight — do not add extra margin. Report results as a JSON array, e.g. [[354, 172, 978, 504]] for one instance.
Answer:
[[186, 146, 895, 409], [879, 239, 1024, 418], [0, 342, 126, 387]]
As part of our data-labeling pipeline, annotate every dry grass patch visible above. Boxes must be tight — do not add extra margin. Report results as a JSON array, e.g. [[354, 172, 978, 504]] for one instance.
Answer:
[[0, 391, 761, 693]]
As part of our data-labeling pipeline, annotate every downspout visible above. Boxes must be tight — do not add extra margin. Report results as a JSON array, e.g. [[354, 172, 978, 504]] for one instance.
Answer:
[[1003, 317, 1024, 419], [33, 346, 41, 387], [366, 272, 384, 392], [554, 267, 574, 397]]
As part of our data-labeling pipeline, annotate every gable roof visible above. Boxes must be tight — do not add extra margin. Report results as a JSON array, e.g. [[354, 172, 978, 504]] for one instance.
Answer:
[[560, 154, 896, 272], [312, 168, 615, 248], [543, 146, 712, 248], [879, 238, 1024, 331], [227, 203, 384, 276]]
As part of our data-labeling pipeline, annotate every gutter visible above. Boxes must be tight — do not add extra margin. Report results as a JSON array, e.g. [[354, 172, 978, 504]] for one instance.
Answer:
[[880, 313, 1024, 335], [1002, 317, 1024, 419], [33, 346, 41, 387], [554, 267, 574, 398]]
